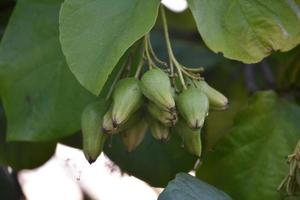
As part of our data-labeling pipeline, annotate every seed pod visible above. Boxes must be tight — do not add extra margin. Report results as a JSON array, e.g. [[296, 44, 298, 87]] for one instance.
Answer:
[[121, 118, 148, 152], [140, 68, 175, 112], [112, 78, 144, 127], [103, 107, 141, 135], [194, 80, 228, 110], [147, 102, 177, 127], [102, 106, 115, 134], [81, 100, 109, 163], [177, 87, 209, 129], [148, 117, 170, 141], [175, 120, 202, 157]]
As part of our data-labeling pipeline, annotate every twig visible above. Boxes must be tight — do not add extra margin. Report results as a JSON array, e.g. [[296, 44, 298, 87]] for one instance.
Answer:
[[244, 64, 258, 92], [260, 60, 275, 87]]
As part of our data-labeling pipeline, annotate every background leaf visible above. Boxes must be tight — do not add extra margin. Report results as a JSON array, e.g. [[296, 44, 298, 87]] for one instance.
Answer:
[[0, 105, 56, 170], [59, 0, 161, 95], [158, 173, 232, 200], [187, 0, 300, 63], [0, 0, 96, 141], [198, 91, 300, 200]]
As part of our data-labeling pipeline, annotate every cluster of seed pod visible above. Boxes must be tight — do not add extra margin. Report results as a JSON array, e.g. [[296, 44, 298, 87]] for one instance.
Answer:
[[81, 6, 229, 164], [81, 67, 228, 164]]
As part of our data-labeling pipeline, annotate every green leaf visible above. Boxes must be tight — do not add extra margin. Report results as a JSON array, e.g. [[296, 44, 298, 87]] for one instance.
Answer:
[[198, 91, 300, 200], [0, 106, 56, 170], [187, 0, 300, 63], [0, 140, 56, 170], [59, 0, 161, 95], [158, 173, 232, 200], [0, 0, 96, 141], [104, 131, 197, 187]]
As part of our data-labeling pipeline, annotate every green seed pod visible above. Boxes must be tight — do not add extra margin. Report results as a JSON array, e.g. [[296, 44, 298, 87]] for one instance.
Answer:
[[140, 68, 175, 112], [194, 80, 228, 110], [175, 120, 202, 157], [177, 87, 209, 129], [103, 107, 142, 135], [121, 118, 148, 152], [102, 106, 115, 134], [112, 77, 144, 127], [147, 102, 177, 127], [81, 100, 109, 163], [148, 117, 170, 141]]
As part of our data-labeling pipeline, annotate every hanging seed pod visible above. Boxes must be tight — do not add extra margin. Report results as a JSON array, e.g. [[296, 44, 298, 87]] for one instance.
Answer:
[[140, 68, 175, 112], [112, 77, 144, 127], [177, 87, 209, 129], [102, 106, 115, 134], [103, 107, 142, 135], [147, 102, 177, 127], [121, 118, 148, 152], [175, 119, 202, 157], [81, 100, 109, 164], [194, 80, 228, 110], [148, 117, 170, 141]]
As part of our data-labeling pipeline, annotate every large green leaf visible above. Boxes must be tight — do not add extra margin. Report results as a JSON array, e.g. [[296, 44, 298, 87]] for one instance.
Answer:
[[59, 0, 161, 95], [0, 105, 56, 170], [198, 91, 300, 200], [187, 0, 300, 63], [0, 0, 96, 141], [158, 173, 232, 200], [0, 139, 56, 170], [104, 130, 197, 187]]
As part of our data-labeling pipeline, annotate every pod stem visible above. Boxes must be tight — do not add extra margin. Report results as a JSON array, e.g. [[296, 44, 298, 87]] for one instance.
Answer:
[[146, 34, 168, 68], [160, 5, 187, 90], [144, 36, 155, 70], [105, 60, 127, 101], [134, 53, 144, 79]]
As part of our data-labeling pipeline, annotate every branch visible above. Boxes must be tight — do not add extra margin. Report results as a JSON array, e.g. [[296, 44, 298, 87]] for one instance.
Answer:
[[260, 60, 275, 87], [244, 64, 258, 92]]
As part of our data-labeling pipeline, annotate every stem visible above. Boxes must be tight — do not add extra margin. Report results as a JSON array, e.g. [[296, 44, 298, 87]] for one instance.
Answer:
[[105, 61, 127, 101], [160, 5, 187, 90], [134, 57, 144, 79], [182, 65, 204, 72], [146, 34, 168, 68], [180, 65, 202, 80], [144, 36, 155, 69], [276, 139, 300, 193]]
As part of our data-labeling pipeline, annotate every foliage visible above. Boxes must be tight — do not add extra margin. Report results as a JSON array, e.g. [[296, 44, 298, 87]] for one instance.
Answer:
[[158, 173, 232, 200], [199, 91, 300, 199], [0, 0, 300, 199]]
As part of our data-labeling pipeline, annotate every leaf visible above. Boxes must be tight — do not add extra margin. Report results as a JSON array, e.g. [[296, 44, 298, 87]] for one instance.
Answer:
[[158, 173, 232, 200], [0, 139, 56, 170], [104, 130, 197, 187], [0, 105, 56, 170], [59, 0, 161, 95], [198, 91, 300, 200], [0, 0, 96, 141], [187, 0, 300, 63]]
